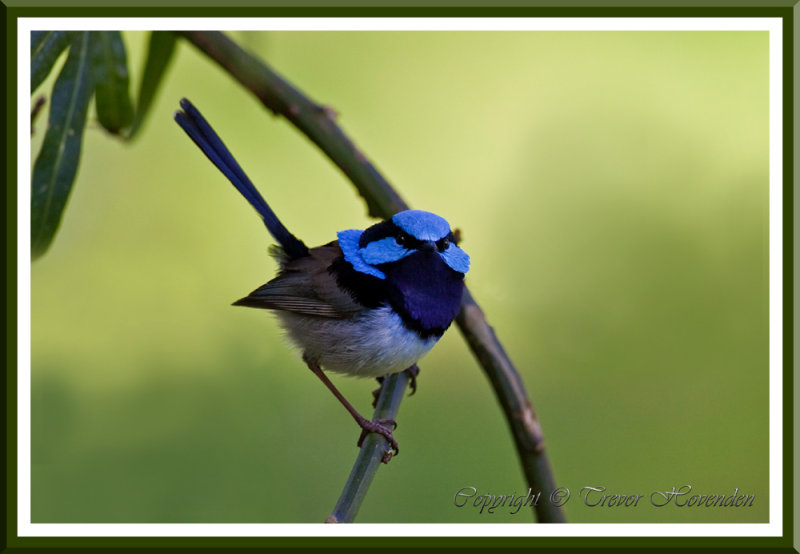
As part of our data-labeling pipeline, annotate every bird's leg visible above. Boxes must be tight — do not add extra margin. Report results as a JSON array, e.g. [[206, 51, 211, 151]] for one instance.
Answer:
[[405, 364, 420, 396], [372, 364, 421, 407], [371, 376, 385, 408], [306, 360, 399, 458]]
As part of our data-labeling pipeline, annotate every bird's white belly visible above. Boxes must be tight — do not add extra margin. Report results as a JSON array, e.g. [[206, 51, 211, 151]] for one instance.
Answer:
[[277, 306, 438, 378]]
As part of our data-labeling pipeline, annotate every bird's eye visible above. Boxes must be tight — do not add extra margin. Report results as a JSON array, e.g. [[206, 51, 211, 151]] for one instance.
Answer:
[[396, 233, 408, 246], [436, 237, 450, 252]]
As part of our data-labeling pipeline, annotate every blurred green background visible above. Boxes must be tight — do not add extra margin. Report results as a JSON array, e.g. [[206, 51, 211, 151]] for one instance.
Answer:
[[30, 30, 769, 523]]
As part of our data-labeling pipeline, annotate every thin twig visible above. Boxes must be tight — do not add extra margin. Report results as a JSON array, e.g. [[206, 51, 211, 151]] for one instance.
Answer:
[[326, 371, 409, 523], [177, 30, 565, 524], [456, 290, 563, 522]]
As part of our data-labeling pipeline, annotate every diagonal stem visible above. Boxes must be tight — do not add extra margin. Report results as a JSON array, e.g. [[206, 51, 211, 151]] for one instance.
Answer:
[[177, 30, 565, 524], [326, 371, 409, 523]]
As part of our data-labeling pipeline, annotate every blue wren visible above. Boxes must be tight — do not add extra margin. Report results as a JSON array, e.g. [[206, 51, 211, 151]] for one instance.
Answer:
[[174, 98, 469, 457]]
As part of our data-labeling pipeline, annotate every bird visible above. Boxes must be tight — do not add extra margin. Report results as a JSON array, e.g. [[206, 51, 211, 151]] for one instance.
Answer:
[[174, 98, 470, 458]]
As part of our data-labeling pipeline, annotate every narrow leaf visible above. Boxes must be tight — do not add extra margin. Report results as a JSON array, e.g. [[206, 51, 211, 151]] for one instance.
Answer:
[[31, 32, 94, 259], [90, 31, 134, 134], [31, 31, 73, 92], [127, 31, 176, 139]]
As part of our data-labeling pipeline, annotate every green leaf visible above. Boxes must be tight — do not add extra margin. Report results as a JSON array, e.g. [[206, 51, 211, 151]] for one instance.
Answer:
[[90, 31, 134, 134], [127, 31, 176, 139], [31, 32, 94, 259], [31, 31, 73, 92]]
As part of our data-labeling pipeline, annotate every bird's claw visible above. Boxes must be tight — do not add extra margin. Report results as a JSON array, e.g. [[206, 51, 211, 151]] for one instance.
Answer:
[[357, 418, 399, 462], [372, 365, 420, 407], [405, 364, 420, 396], [371, 376, 384, 408]]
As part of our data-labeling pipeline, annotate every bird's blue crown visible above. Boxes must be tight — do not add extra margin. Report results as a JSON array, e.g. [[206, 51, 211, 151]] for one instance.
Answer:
[[337, 209, 470, 280]]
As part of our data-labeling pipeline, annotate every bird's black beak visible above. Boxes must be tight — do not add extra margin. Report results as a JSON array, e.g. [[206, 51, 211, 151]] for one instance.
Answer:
[[418, 241, 436, 252]]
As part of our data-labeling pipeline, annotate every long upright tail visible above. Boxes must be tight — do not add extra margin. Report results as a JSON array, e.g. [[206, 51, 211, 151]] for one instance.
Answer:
[[174, 98, 309, 260]]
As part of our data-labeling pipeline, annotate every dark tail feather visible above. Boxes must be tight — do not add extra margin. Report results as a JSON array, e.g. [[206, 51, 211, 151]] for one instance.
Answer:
[[174, 98, 309, 260]]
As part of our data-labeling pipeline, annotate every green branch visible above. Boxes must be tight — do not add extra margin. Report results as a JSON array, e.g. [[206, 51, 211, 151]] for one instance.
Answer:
[[177, 30, 565, 524], [325, 371, 409, 523]]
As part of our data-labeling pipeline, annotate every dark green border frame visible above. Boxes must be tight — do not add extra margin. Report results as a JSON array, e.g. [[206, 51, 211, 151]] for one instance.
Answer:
[[4, 1, 796, 551]]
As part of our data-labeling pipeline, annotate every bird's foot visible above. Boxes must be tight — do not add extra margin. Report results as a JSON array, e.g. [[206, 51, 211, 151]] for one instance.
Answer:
[[371, 365, 421, 408], [405, 364, 420, 396], [371, 377, 385, 408], [357, 418, 398, 462]]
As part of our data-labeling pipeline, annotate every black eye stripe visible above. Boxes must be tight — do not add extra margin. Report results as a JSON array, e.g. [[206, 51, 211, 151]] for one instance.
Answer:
[[359, 219, 447, 250], [398, 233, 423, 249], [358, 220, 399, 248]]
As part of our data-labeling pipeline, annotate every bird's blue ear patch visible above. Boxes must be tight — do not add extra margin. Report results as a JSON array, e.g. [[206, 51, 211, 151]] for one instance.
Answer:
[[392, 210, 450, 241], [360, 237, 411, 266], [337, 229, 386, 279], [440, 243, 470, 274]]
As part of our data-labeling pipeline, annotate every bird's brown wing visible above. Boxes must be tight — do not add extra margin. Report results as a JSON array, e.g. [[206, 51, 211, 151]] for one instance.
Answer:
[[233, 242, 363, 318]]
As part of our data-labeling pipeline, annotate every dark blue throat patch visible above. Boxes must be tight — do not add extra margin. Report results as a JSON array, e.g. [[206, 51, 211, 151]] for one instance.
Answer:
[[330, 251, 464, 338], [381, 251, 465, 339]]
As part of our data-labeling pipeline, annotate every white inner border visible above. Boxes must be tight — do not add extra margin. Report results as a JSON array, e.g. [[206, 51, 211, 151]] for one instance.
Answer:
[[17, 17, 784, 538]]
